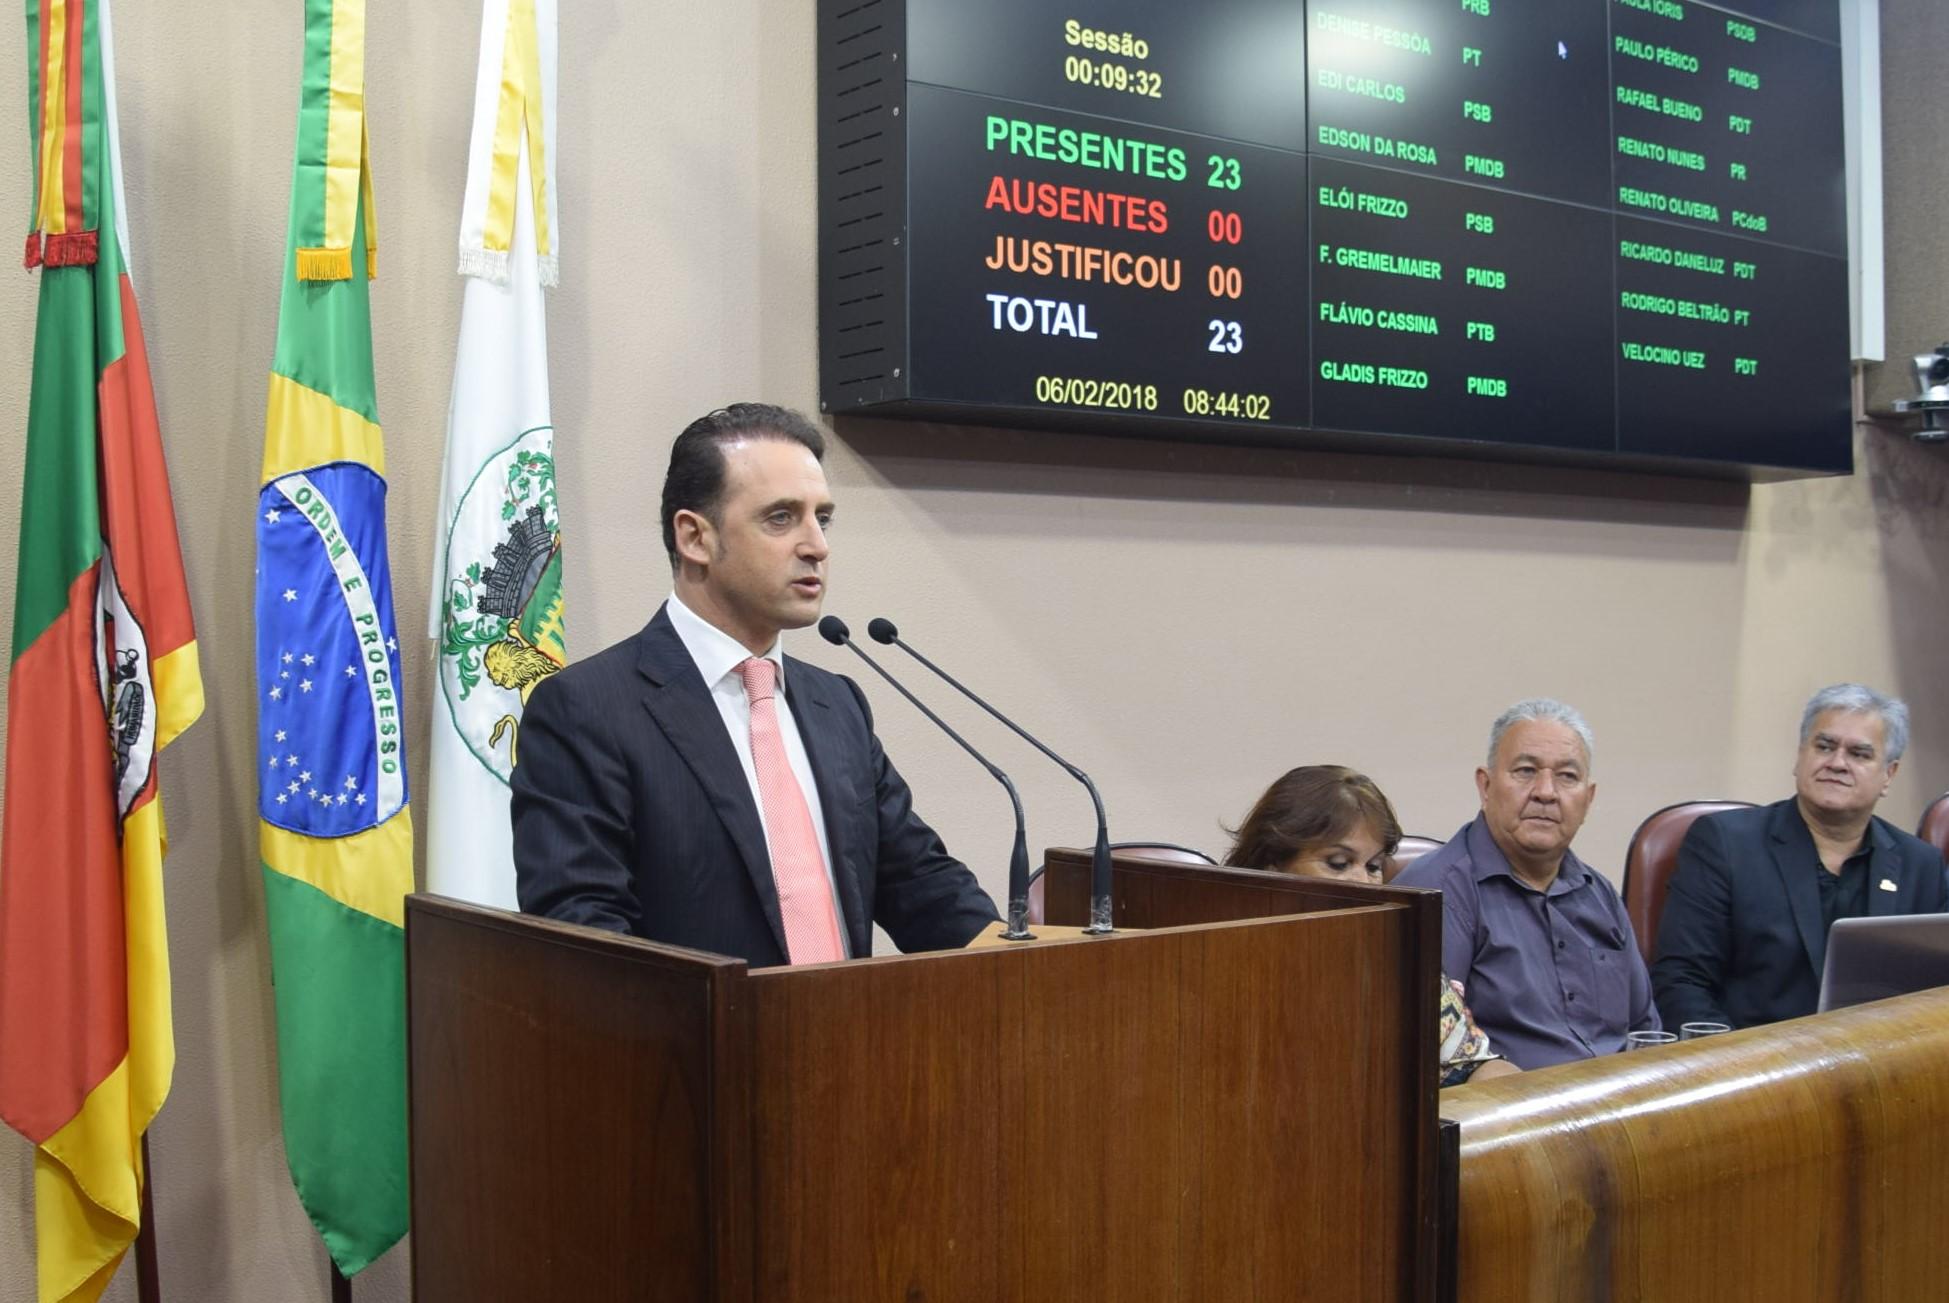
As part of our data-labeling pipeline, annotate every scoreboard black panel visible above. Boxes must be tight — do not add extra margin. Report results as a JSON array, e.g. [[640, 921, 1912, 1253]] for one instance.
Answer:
[[817, 0, 1851, 475]]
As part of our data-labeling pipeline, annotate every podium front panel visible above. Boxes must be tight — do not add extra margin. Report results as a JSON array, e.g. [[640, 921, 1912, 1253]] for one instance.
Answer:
[[746, 908, 1424, 1301]]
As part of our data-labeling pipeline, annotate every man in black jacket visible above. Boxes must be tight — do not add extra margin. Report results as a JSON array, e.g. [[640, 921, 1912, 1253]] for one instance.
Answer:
[[1653, 683, 1947, 1029], [511, 403, 997, 965]]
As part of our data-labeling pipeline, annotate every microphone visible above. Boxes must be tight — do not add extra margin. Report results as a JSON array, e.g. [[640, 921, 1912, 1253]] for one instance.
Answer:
[[867, 617, 1115, 935], [818, 616, 1034, 941]]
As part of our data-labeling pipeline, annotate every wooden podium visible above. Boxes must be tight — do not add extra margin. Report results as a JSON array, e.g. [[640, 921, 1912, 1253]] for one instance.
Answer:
[[406, 850, 1442, 1302]]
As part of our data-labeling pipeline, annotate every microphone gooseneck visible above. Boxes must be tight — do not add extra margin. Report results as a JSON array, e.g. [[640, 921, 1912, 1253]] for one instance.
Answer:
[[820, 616, 1034, 941], [872, 616, 1115, 935]]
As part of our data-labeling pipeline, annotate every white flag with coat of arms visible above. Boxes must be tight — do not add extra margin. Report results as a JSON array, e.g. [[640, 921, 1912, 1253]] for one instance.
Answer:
[[427, 0, 563, 907]]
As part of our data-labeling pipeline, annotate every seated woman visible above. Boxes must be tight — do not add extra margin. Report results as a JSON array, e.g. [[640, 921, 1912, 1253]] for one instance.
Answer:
[[1225, 765, 1518, 1086]]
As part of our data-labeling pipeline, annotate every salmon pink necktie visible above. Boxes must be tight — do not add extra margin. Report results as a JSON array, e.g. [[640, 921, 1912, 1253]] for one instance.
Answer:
[[739, 657, 846, 964]]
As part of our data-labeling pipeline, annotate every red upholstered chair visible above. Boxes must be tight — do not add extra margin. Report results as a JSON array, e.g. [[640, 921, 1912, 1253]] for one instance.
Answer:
[[1916, 793, 1949, 864], [1024, 843, 1215, 925], [1383, 835, 1446, 884], [1621, 801, 1756, 966]]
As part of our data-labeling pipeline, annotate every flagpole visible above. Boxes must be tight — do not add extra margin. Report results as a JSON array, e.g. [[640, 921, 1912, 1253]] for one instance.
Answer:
[[135, 1134, 162, 1302]]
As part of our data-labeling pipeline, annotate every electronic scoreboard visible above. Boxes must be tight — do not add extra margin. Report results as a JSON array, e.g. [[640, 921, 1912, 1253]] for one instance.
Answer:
[[816, 0, 1850, 474]]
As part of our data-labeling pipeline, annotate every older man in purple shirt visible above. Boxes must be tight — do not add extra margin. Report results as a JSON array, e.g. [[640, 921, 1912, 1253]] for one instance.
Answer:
[[1396, 699, 1660, 1069]]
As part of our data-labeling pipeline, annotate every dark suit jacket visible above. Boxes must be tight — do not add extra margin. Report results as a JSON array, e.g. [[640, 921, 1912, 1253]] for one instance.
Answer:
[[1652, 799, 1948, 1029], [510, 608, 999, 966]]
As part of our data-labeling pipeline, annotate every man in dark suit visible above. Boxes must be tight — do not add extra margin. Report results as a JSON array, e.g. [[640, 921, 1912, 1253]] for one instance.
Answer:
[[1653, 683, 1947, 1029], [511, 403, 998, 965]]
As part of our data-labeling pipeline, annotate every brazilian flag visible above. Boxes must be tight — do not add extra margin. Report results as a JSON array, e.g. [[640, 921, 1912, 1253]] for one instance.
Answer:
[[254, 0, 412, 1277]]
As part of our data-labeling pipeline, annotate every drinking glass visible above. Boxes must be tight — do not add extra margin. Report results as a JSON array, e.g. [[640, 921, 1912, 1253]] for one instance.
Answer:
[[1679, 1022, 1731, 1041], [1625, 1030, 1678, 1051]]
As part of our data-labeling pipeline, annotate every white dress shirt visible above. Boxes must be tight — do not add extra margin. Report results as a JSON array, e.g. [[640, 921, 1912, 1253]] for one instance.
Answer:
[[663, 593, 848, 954]]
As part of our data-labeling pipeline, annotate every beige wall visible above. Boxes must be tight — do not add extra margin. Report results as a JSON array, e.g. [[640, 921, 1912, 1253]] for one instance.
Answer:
[[4, 1, 1947, 1299]]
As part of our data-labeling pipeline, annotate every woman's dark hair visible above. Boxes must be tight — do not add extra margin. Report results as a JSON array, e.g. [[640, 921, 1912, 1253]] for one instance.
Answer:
[[1223, 766, 1402, 872], [660, 403, 827, 565]]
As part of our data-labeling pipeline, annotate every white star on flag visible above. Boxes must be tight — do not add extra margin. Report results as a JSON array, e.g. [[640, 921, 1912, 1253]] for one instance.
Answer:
[[265, 508, 281, 524], [299, 679, 314, 693], [287, 754, 298, 766], [269, 686, 282, 700], [276, 792, 288, 804], [282, 589, 298, 602], [335, 794, 348, 806], [287, 781, 300, 793], [282, 652, 294, 664], [345, 666, 357, 678], [269, 757, 280, 769], [387, 637, 398, 652], [275, 730, 287, 742], [301, 653, 315, 666], [355, 793, 367, 806], [344, 776, 359, 790], [299, 770, 312, 783]]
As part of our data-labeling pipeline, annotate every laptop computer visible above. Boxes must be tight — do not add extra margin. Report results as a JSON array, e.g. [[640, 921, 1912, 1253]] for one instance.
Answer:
[[1817, 913, 1949, 1013]]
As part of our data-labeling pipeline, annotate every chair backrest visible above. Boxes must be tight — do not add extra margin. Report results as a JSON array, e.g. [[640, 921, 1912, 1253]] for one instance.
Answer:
[[1383, 835, 1446, 884], [1112, 843, 1218, 866], [1622, 801, 1756, 965], [1025, 843, 1215, 924], [1916, 793, 1949, 863]]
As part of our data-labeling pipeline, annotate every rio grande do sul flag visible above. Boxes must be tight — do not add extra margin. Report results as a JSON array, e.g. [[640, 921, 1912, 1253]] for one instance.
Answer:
[[254, 0, 411, 1276], [427, 0, 563, 909], [0, 0, 204, 1298]]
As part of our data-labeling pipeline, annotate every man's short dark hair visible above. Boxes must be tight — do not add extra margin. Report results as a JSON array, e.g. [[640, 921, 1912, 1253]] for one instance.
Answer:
[[660, 403, 827, 565]]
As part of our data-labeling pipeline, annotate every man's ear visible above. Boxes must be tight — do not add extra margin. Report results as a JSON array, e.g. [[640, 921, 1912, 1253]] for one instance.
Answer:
[[671, 508, 714, 569], [1475, 767, 1490, 806]]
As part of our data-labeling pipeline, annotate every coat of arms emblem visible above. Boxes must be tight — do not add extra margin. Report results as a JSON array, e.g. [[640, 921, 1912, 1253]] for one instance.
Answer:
[[438, 428, 564, 780]]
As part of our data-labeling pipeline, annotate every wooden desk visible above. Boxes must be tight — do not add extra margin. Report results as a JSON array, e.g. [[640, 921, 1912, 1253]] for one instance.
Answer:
[[1439, 988, 1949, 1301]]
